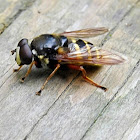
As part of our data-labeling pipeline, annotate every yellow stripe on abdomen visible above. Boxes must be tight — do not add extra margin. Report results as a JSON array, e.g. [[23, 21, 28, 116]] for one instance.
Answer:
[[71, 39, 82, 59], [83, 41, 92, 59], [71, 39, 80, 51]]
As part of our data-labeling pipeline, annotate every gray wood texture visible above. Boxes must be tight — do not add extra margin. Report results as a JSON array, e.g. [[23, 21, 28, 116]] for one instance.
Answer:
[[0, 0, 140, 140]]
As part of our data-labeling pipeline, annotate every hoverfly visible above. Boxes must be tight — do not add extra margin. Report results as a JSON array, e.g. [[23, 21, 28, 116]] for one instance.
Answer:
[[11, 27, 125, 95]]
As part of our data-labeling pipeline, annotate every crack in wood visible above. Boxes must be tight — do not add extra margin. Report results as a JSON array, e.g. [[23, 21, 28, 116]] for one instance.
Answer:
[[23, 73, 80, 140], [80, 59, 140, 140], [80, 2, 140, 138]]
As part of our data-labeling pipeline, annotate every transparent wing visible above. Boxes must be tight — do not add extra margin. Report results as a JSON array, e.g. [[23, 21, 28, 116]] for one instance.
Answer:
[[59, 27, 108, 38], [56, 46, 126, 65]]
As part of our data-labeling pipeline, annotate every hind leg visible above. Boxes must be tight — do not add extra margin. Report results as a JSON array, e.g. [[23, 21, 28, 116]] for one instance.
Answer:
[[67, 64, 107, 91]]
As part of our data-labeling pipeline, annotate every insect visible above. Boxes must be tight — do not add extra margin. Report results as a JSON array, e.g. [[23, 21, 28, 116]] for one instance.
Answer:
[[11, 27, 125, 95]]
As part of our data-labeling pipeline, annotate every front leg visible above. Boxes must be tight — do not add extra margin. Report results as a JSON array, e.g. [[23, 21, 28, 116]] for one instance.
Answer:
[[20, 61, 36, 82], [13, 65, 23, 72]]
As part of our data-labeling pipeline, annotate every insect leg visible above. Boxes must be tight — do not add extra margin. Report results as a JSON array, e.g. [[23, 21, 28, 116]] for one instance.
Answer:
[[36, 64, 61, 96], [13, 65, 23, 72], [68, 64, 107, 91], [20, 61, 36, 82]]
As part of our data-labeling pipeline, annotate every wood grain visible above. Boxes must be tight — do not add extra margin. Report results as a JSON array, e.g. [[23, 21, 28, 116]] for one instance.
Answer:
[[0, 0, 37, 34], [0, 0, 139, 140]]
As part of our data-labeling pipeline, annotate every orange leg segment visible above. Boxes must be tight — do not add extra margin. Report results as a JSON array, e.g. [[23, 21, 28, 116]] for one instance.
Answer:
[[20, 61, 36, 82], [67, 64, 107, 91], [13, 65, 23, 72], [36, 64, 61, 96]]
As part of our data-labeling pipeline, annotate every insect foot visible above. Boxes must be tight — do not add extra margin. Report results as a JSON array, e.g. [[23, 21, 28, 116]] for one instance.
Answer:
[[101, 87, 108, 92], [36, 90, 41, 96], [20, 77, 25, 83], [13, 69, 19, 72]]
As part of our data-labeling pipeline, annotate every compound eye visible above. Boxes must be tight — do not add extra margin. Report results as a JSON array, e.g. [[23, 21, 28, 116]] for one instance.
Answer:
[[18, 39, 33, 65], [18, 38, 28, 47]]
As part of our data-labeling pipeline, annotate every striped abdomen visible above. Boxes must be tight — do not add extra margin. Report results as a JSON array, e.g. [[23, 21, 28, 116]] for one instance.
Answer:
[[58, 35, 94, 57], [57, 36, 95, 65]]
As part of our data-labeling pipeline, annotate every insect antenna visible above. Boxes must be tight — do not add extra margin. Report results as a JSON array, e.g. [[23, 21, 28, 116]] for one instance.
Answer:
[[11, 49, 16, 55]]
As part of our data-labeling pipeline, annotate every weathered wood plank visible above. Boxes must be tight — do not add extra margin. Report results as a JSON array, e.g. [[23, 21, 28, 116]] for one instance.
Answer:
[[83, 61, 140, 140], [0, 1, 78, 139], [25, 1, 140, 140], [0, 0, 37, 34], [0, 0, 139, 140], [82, 3, 140, 139]]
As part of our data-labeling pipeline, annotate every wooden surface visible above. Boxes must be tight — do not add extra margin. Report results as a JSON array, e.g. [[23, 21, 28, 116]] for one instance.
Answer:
[[0, 0, 140, 140]]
